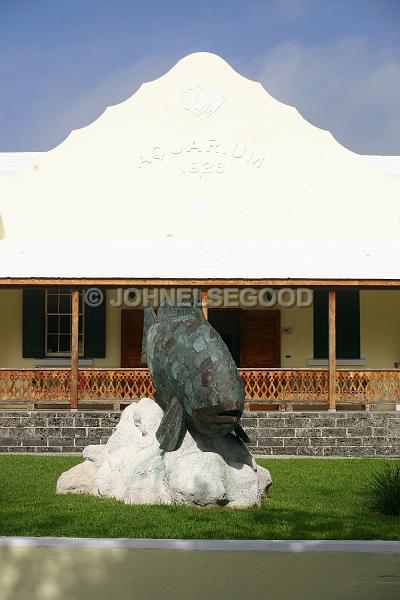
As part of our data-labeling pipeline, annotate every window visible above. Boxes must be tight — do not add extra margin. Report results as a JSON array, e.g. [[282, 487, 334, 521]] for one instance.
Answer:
[[313, 291, 360, 359], [45, 288, 84, 356]]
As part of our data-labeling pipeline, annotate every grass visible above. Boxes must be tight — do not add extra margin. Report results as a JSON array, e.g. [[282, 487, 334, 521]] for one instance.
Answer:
[[0, 456, 399, 540]]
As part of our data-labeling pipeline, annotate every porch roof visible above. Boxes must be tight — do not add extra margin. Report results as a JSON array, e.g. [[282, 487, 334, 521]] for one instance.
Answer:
[[0, 239, 399, 284]]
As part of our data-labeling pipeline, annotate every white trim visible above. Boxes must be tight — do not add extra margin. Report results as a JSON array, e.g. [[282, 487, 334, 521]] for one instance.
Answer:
[[0, 537, 399, 553], [307, 359, 367, 367], [34, 359, 93, 367]]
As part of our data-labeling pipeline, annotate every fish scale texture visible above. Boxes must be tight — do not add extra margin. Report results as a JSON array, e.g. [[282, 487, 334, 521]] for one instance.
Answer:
[[145, 308, 246, 444], [57, 398, 272, 508]]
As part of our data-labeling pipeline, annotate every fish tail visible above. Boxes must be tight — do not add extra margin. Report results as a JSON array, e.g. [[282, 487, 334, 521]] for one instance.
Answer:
[[157, 297, 203, 321]]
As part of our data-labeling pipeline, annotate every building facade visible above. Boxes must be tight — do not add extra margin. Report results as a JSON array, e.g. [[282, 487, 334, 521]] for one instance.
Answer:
[[1, 52, 400, 411]]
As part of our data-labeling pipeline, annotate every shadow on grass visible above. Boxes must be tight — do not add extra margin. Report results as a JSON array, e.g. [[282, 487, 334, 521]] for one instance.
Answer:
[[2, 496, 399, 541]]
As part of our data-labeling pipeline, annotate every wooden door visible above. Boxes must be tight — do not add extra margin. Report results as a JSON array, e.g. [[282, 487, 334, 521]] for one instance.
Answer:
[[240, 310, 281, 367], [121, 310, 144, 367]]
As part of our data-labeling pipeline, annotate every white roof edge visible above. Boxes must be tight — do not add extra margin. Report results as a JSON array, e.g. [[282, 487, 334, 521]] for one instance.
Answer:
[[0, 240, 399, 280], [0, 152, 44, 174], [361, 155, 400, 177]]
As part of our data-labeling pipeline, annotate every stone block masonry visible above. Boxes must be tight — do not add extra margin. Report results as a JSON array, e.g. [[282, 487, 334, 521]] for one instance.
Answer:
[[0, 412, 120, 453], [242, 412, 400, 457], [0, 410, 400, 456]]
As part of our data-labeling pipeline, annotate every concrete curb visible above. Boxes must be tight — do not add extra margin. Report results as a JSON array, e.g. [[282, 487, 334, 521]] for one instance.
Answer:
[[1, 537, 400, 553]]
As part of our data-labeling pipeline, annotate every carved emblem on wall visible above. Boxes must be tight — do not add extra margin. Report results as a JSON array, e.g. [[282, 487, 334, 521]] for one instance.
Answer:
[[180, 85, 225, 118]]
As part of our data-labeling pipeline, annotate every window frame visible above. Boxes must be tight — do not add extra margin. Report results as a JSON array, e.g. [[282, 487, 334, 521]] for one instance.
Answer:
[[45, 288, 85, 357]]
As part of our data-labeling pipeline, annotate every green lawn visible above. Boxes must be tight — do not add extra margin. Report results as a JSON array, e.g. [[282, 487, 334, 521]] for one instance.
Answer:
[[0, 456, 399, 540]]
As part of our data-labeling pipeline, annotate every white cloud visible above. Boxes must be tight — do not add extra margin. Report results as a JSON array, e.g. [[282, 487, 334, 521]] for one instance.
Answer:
[[255, 36, 400, 154]]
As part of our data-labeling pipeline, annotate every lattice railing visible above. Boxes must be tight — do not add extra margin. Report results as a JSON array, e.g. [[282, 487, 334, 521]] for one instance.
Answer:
[[1, 367, 400, 408], [239, 368, 329, 404], [337, 370, 400, 404], [78, 369, 155, 402], [0, 369, 70, 403], [240, 368, 400, 406]]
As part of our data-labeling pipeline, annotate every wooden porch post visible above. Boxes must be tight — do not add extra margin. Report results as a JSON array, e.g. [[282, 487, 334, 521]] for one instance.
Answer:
[[70, 289, 79, 410], [201, 289, 209, 320], [328, 290, 336, 411]]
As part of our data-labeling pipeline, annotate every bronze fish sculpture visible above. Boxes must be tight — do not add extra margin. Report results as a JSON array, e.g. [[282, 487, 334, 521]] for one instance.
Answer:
[[141, 301, 250, 451]]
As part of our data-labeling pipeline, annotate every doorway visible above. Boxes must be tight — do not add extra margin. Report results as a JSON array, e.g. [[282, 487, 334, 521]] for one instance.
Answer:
[[209, 309, 281, 367], [121, 309, 143, 367], [208, 309, 241, 365], [240, 310, 281, 367], [121, 308, 281, 368]]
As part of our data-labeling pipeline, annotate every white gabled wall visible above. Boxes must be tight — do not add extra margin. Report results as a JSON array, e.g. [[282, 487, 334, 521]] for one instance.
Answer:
[[0, 52, 399, 247]]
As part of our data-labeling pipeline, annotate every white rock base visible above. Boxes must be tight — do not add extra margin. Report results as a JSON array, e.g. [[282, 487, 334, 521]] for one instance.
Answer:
[[57, 398, 272, 508]]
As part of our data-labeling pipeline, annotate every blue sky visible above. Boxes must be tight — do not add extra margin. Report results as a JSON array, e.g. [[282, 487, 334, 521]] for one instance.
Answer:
[[1, 0, 399, 153]]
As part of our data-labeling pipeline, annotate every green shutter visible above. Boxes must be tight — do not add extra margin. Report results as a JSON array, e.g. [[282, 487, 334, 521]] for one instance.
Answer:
[[23, 289, 45, 358], [84, 289, 106, 358], [336, 291, 360, 359], [313, 290, 360, 359], [313, 291, 328, 359]]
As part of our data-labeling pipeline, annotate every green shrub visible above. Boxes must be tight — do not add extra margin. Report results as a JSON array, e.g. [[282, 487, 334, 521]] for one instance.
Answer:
[[367, 464, 400, 516]]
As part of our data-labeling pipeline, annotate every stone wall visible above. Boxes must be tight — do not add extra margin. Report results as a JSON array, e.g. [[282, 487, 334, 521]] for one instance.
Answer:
[[243, 412, 400, 457], [0, 410, 400, 456], [0, 412, 120, 453]]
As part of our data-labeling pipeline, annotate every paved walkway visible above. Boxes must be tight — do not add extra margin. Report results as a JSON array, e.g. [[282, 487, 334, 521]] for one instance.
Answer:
[[1, 538, 400, 600]]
